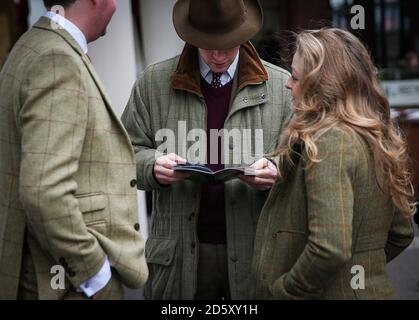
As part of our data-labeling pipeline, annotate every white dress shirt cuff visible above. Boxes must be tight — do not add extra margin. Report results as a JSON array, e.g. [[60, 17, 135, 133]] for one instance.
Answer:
[[77, 257, 112, 298]]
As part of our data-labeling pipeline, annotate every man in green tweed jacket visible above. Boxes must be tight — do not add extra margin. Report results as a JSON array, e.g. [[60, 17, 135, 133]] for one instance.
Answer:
[[122, 0, 292, 299], [0, 0, 148, 300]]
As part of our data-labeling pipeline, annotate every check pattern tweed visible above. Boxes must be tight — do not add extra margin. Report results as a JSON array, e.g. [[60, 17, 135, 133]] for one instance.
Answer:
[[0, 17, 148, 300], [121, 42, 292, 299], [252, 128, 414, 300]]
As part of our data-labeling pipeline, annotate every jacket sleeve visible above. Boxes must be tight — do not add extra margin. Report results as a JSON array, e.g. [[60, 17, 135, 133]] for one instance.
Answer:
[[19, 50, 106, 288], [271, 130, 355, 299], [121, 75, 166, 191], [385, 210, 414, 262]]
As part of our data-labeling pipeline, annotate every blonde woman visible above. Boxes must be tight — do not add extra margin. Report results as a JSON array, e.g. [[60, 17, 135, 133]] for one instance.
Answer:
[[252, 28, 415, 300]]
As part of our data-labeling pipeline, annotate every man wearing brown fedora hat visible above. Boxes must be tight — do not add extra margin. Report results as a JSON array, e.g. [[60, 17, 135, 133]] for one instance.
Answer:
[[122, 0, 292, 300]]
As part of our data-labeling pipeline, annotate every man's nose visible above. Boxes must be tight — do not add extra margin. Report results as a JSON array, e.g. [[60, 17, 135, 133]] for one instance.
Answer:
[[212, 50, 226, 60]]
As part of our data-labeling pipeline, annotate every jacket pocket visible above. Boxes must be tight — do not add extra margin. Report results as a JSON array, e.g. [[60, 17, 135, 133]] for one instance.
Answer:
[[76, 192, 106, 213], [76, 192, 107, 227], [272, 229, 308, 272], [144, 237, 179, 299]]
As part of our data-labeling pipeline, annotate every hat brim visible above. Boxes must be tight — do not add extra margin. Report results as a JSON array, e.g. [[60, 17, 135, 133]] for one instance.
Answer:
[[173, 0, 263, 50]]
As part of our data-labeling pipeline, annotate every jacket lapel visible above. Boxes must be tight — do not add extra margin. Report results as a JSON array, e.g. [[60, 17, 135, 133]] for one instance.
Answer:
[[32, 17, 134, 149], [79, 54, 118, 121], [33, 18, 114, 113], [81, 56, 136, 152]]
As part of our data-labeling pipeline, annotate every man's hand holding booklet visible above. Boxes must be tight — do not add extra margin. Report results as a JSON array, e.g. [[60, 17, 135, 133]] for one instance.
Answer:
[[173, 162, 256, 183]]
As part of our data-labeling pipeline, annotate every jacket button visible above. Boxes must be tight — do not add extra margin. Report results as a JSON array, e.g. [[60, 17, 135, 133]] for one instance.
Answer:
[[231, 256, 238, 263], [272, 233, 277, 239], [261, 94, 266, 99], [130, 179, 137, 188], [243, 98, 249, 103], [188, 212, 195, 221], [134, 223, 140, 231], [191, 242, 196, 249]]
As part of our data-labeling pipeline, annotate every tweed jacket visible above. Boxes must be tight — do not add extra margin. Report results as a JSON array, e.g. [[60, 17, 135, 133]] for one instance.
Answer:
[[0, 17, 148, 300], [252, 128, 414, 299], [121, 42, 292, 299]]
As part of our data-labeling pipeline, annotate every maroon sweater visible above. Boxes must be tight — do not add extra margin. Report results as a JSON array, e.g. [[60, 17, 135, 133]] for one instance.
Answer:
[[198, 77, 234, 244]]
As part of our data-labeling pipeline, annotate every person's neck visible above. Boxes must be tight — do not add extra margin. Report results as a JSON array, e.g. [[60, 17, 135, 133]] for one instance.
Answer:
[[66, 15, 93, 43], [49, 7, 95, 43]]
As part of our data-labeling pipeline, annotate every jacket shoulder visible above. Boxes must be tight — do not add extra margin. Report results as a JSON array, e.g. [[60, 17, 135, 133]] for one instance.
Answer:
[[312, 127, 369, 162], [316, 127, 363, 146], [140, 56, 180, 80], [132, 56, 181, 100], [1, 27, 83, 86], [14, 27, 78, 59], [262, 60, 291, 82]]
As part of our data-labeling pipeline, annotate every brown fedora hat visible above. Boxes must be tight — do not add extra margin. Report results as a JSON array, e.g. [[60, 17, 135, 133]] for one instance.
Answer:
[[173, 0, 264, 50]]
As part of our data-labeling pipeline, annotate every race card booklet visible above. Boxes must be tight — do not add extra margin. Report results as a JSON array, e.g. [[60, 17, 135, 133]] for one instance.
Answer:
[[173, 163, 256, 183]]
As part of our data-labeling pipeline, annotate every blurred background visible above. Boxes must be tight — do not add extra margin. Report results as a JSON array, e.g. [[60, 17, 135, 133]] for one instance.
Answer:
[[0, 0, 418, 299]]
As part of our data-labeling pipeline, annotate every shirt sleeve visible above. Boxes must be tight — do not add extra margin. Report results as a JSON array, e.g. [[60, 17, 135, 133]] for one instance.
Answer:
[[78, 257, 112, 298]]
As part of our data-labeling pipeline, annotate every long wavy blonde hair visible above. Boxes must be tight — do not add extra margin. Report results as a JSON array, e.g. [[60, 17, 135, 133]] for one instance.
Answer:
[[275, 28, 416, 217]]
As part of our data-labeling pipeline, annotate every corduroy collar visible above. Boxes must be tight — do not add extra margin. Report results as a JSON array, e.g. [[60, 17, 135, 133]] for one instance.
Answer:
[[170, 41, 268, 97]]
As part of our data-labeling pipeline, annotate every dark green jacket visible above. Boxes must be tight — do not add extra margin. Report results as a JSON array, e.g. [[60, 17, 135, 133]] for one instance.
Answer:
[[252, 128, 414, 299], [122, 42, 292, 299]]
